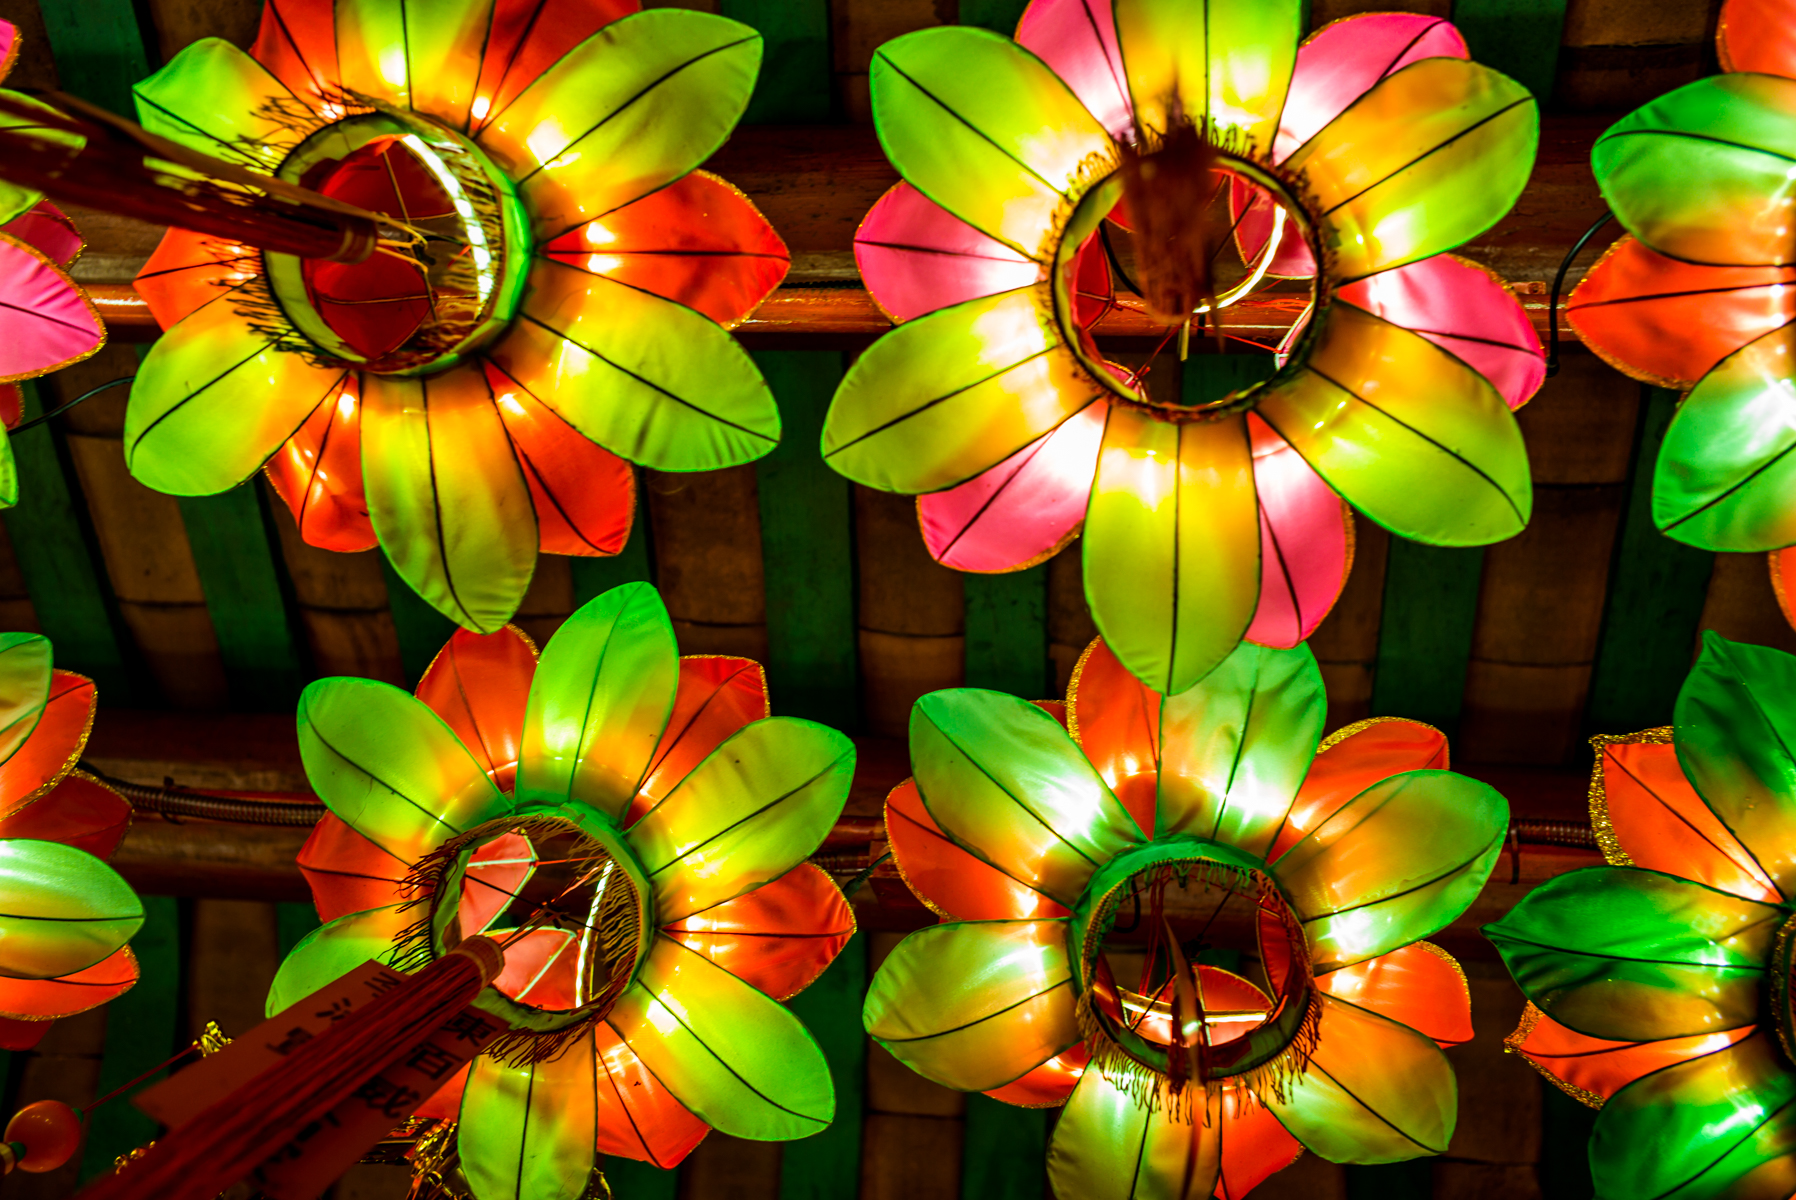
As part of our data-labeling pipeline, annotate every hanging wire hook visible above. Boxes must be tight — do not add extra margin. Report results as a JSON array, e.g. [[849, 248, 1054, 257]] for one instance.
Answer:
[[10, 375, 133, 434], [1545, 210, 1614, 378]]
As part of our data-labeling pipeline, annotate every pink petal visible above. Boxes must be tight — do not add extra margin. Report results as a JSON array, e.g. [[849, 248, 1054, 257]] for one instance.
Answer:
[[1275, 14, 1469, 162], [1015, 0, 1132, 139], [1, 203, 82, 269], [1245, 414, 1350, 649], [0, 238, 102, 380], [920, 400, 1107, 572], [855, 183, 1041, 323], [1337, 255, 1545, 409], [0, 21, 14, 88]]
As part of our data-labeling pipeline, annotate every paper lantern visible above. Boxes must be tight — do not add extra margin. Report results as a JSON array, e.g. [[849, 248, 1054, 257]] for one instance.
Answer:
[[0, 632, 142, 1046], [1566, 0, 1796, 579], [824, 0, 1544, 695], [0, 19, 107, 508], [1487, 632, 1796, 1199], [125, 0, 788, 633], [866, 634, 1505, 1199], [273, 583, 854, 1199]]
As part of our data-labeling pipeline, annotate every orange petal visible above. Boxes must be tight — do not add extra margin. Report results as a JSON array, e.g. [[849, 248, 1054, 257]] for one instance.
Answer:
[[488, 364, 635, 557], [0, 671, 94, 815], [414, 1062, 471, 1120], [468, 0, 640, 139], [250, 0, 341, 109], [0, 945, 137, 1019], [298, 813, 409, 921], [459, 831, 535, 938], [661, 863, 854, 1000], [264, 376, 378, 552], [0, 384, 19, 430], [415, 626, 539, 788], [1215, 1084, 1303, 1200], [133, 226, 259, 332], [982, 1045, 1089, 1107], [1567, 236, 1796, 390], [0, 770, 131, 859], [1268, 718, 1447, 862], [1508, 1002, 1754, 1105], [1315, 942, 1473, 1048], [594, 1018, 710, 1167], [1719, 0, 1796, 77], [885, 778, 1068, 920], [1776, 546, 1796, 630], [491, 927, 582, 1009], [540, 172, 788, 328], [0, 1017, 48, 1050], [624, 657, 770, 826], [1594, 735, 1780, 902], [1066, 638, 1158, 836]]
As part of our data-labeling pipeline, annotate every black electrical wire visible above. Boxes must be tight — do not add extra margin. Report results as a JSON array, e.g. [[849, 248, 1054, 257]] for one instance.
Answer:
[[1546, 210, 1614, 378], [10, 376, 133, 434]]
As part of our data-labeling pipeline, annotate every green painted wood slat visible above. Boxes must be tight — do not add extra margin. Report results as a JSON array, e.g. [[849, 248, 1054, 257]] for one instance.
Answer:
[[1584, 387, 1714, 733], [1451, 0, 1570, 102], [33, 0, 155, 116], [2, 383, 133, 698], [964, 568, 1049, 700], [720, 0, 833, 123], [961, 1095, 1047, 1200], [779, 933, 867, 1200], [753, 351, 858, 728], [80, 895, 181, 1182], [1370, 541, 1486, 734]]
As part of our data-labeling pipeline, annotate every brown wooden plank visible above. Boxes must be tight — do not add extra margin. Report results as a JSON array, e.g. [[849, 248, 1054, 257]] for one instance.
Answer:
[[188, 897, 283, 1039], [511, 553, 577, 650], [1555, 0, 1719, 112], [267, 496, 407, 685], [855, 487, 962, 737], [1697, 553, 1796, 657], [55, 345, 229, 707], [1255, 1154, 1348, 1200], [143, 0, 260, 60], [1434, 959, 1544, 1200], [644, 466, 769, 660], [677, 1136, 782, 1200], [0, 518, 42, 633], [1047, 542, 1096, 696]]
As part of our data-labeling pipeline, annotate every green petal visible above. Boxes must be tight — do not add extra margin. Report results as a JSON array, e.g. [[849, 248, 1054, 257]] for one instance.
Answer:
[[1084, 407, 1261, 697], [1484, 866, 1778, 1043], [298, 677, 509, 866], [607, 935, 832, 1140], [479, 10, 760, 240], [0, 840, 141, 980], [863, 919, 1079, 1092], [1676, 633, 1796, 901], [911, 689, 1142, 908], [1285, 57, 1537, 281], [822, 287, 1101, 493], [1046, 1068, 1220, 1200], [333, 0, 491, 127], [0, 632, 51, 768], [1267, 993, 1455, 1162], [361, 369, 538, 634], [1256, 302, 1531, 545], [1154, 639, 1324, 856], [265, 903, 406, 1016], [132, 37, 293, 172], [0, 429, 18, 509], [495, 259, 779, 471], [125, 301, 349, 496], [626, 717, 854, 923], [1652, 323, 1796, 551], [459, 1031, 599, 1200], [1114, 0, 1301, 158], [516, 582, 678, 822], [1595, 74, 1796, 269], [1593, 1031, 1796, 1199], [870, 27, 1112, 260], [1274, 770, 1507, 970]]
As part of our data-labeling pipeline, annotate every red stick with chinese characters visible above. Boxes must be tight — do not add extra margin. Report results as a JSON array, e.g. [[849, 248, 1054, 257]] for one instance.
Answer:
[[77, 937, 506, 1200]]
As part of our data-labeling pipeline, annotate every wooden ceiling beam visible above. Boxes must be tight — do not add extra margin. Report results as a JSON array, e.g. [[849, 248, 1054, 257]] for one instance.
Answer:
[[82, 117, 1607, 343]]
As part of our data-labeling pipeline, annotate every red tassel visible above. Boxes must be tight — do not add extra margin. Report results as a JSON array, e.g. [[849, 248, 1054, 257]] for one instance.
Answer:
[[78, 937, 506, 1200]]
